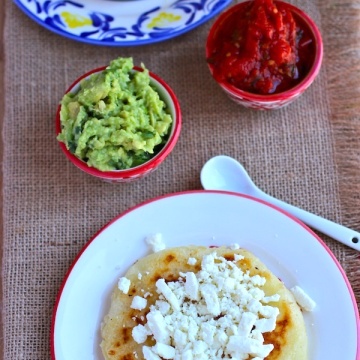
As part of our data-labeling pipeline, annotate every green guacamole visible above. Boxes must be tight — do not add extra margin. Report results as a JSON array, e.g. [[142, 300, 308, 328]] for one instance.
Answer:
[[57, 57, 173, 171]]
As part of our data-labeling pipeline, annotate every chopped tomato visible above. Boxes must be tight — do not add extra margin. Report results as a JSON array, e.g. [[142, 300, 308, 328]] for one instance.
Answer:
[[208, 0, 315, 95]]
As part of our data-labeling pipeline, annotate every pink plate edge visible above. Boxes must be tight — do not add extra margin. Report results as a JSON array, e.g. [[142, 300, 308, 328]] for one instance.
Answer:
[[50, 189, 360, 359]]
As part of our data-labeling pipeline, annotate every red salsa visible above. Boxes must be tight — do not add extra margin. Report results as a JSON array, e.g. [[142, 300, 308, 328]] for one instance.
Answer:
[[207, 0, 315, 95]]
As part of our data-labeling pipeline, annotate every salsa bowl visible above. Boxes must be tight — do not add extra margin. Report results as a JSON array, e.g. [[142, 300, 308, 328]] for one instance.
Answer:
[[206, 0, 323, 110]]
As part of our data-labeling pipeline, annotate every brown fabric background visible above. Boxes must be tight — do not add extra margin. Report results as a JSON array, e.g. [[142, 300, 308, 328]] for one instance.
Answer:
[[2, 0, 360, 358]]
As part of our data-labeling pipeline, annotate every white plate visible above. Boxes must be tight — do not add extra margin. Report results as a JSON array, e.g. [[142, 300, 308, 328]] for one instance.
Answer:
[[51, 191, 359, 359], [14, 0, 231, 46]]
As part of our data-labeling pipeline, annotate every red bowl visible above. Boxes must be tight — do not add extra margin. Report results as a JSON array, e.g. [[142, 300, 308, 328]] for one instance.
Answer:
[[56, 66, 181, 183], [206, 1, 323, 110]]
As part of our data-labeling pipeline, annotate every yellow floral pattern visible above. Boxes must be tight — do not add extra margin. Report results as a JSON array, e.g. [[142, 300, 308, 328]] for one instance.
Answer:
[[19, 0, 231, 45], [61, 12, 92, 28], [148, 12, 181, 29]]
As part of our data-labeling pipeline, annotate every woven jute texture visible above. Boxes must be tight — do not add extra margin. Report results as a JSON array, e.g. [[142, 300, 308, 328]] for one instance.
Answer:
[[3, 0, 360, 358]]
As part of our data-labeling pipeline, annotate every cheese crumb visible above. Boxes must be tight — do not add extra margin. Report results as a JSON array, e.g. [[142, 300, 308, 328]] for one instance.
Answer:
[[290, 285, 316, 311], [200, 284, 221, 316], [185, 272, 199, 300], [229, 243, 240, 250], [156, 279, 180, 311], [187, 257, 197, 266], [146, 310, 170, 344], [131, 295, 147, 310], [234, 253, 245, 262], [143, 346, 162, 360], [152, 343, 176, 359], [145, 233, 166, 252], [117, 277, 131, 294], [132, 324, 150, 344]]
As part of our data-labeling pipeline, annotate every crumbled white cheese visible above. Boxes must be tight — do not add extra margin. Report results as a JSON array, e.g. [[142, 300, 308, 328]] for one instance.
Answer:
[[152, 343, 176, 359], [187, 257, 197, 266], [146, 310, 170, 344], [290, 285, 316, 311], [138, 273, 143, 280], [185, 272, 199, 300], [131, 295, 147, 310], [227, 336, 274, 358], [156, 279, 180, 311], [181, 349, 193, 360], [156, 300, 171, 315], [237, 311, 257, 337], [234, 253, 245, 262], [262, 294, 281, 303], [117, 277, 131, 294], [132, 251, 281, 359], [255, 315, 278, 332], [200, 284, 221, 316], [145, 233, 166, 253], [223, 277, 236, 291], [143, 346, 162, 360], [132, 324, 150, 344], [229, 243, 240, 250]]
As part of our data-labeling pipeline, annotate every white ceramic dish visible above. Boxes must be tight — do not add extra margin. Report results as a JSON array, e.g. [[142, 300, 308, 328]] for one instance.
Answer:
[[51, 191, 359, 359], [14, 0, 232, 46]]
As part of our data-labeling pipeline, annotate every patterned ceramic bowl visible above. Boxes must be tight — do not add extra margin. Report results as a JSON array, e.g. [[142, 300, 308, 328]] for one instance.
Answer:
[[206, 1, 323, 110], [56, 65, 181, 183]]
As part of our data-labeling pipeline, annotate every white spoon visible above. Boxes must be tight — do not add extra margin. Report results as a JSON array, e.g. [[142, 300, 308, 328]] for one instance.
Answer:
[[200, 155, 360, 251]]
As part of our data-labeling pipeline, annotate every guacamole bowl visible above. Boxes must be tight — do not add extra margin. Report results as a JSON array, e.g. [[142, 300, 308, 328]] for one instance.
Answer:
[[56, 60, 181, 183], [206, 0, 323, 110]]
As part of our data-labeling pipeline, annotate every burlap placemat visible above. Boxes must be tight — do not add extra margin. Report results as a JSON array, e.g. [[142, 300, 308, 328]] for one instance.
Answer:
[[3, 0, 359, 358]]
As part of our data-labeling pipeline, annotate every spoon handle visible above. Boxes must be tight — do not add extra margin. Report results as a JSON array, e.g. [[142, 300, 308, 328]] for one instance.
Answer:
[[258, 191, 360, 251]]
